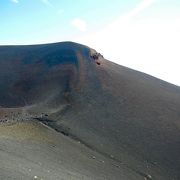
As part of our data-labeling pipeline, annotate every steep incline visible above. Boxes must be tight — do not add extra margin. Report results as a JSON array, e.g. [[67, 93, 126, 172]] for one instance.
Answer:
[[0, 42, 180, 179]]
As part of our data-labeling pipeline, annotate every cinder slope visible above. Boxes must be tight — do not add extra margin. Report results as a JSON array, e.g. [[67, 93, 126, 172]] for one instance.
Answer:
[[0, 42, 180, 180], [0, 121, 137, 180]]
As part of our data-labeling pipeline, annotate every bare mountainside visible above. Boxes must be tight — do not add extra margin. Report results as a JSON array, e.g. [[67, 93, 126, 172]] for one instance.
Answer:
[[0, 42, 180, 180]]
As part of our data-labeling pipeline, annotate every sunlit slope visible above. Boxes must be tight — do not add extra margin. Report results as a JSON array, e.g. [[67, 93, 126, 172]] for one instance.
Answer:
[[0, 121, 132, 180]]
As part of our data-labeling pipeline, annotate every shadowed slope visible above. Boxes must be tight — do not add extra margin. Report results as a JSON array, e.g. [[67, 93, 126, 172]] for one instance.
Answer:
[[0, 42, 85, 107], [0, 42, 180, 180]]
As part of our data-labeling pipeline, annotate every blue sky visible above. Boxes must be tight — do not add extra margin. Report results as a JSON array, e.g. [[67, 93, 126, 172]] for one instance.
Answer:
[[1, 0, 137, 44], [1, 0, 180, 86]]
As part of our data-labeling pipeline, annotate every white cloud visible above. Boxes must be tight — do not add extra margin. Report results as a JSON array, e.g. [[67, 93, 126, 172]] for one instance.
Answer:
[[122, 0, 156, 20], [40, 0, 53, 7], [71, 18, 87, 32], [107, 0, 156, 28], [11, 0, 19, 3]]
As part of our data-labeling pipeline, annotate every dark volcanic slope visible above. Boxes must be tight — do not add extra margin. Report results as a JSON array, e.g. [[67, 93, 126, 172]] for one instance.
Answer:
[[0, 42, 180, 180]]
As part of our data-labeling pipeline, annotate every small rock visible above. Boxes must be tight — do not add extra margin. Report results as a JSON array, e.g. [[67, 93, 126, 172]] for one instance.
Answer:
[[110, 155, 114, 158], [147, 174, 152, 179], [96, 61, 101, 65]]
